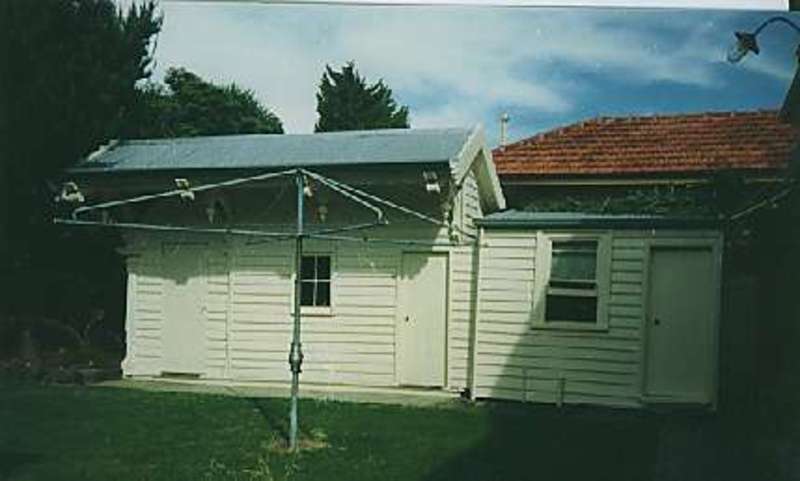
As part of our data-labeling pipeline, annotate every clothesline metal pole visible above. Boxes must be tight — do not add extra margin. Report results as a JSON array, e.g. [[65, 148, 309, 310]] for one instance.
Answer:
[[289, 170, 305, 452]]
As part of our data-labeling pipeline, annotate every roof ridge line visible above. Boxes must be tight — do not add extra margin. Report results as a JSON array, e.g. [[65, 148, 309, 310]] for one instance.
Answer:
[[498, 109, 785, 149], [117, 127, 474, 145]]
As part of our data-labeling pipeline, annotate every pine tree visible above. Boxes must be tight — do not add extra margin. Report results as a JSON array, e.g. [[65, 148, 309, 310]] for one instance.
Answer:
[[314, 62, 409, 132]]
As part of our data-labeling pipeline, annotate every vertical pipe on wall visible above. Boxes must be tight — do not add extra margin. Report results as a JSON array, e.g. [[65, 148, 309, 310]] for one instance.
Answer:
[[289, 170, 305, 451]]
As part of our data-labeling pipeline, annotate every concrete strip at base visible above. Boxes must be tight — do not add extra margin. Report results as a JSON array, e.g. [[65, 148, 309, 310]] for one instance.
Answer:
[[98, 378, 462, 408]]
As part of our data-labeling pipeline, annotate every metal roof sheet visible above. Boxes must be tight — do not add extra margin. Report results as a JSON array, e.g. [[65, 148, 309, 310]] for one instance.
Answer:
[[477, 210, 720, 229], [70, 127, 473, 173]]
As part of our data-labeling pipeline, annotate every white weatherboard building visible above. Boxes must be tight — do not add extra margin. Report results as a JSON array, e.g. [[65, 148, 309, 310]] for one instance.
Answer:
[[474, 212, 722, 408], [62, 127, 722, 408]]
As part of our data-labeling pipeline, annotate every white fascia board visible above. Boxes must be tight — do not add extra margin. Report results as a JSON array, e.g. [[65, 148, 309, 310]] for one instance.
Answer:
[[479, 143, 507, 212], [451, 125, 506, 212], [177, 1, 788, 11]]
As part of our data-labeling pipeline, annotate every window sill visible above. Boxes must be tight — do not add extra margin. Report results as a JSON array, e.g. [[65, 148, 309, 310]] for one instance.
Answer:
[[531, 321, 609, 333], [295, 307, 334, 317]]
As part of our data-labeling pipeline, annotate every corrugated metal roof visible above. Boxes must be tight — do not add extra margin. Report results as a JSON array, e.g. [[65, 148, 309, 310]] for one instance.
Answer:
[[70, 127, 473, 173], [477, 210, 720, 229]]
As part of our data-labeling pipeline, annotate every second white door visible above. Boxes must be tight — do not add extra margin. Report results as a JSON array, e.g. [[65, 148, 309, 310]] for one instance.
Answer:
[[397, 253, 448, 387], [162, 245, 206, 375], [645, 246, 716, 403]]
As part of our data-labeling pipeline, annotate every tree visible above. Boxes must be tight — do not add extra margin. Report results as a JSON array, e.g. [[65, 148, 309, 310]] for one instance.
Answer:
[[0, 0, 162, 347], [124, 68, 284, 138], [0, 0, 162, 182], [314, 62, 409, 132]]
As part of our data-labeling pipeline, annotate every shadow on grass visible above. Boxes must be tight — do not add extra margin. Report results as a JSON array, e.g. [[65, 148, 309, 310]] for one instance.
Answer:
[[0, 451, 43, 479], [244, 397, 290, 442], [420, 400, 765, 481], [421, 402, 662, 481]]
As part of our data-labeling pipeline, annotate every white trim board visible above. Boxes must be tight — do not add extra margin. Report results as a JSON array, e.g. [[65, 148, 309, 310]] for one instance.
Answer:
[[164, 0, 789, 11]]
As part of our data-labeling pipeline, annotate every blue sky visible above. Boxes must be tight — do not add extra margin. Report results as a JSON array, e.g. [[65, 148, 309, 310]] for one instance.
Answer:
[[146, 3, 799, 145]]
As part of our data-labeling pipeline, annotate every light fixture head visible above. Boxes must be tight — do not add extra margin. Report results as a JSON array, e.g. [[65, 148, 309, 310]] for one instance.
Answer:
[[56, 181, 85, 204], [727, 31, 760, 63], [206, 204, 216, 224], [303, 179, 314, 198], [318, 204, 328, 222], [423, 171, 441, 194], [175, 178, 195, 201], [206, 198, 229, 224]]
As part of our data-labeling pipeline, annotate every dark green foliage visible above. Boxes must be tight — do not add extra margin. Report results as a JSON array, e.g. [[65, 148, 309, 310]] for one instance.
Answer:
[[123, 68, 284, 138], [315, 62, 409, 133], [513, 173, 787, 219], [0, 0, 162, 341], [0, 0, 162, 182], [518, 184, 717, 216]]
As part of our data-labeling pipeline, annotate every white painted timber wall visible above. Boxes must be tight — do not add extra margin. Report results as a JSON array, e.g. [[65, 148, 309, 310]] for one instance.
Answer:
[[121, 245, 165, 376], [120, 170, 486, 392], [449, 171, 482, 388], [473, 228, 721, 408]]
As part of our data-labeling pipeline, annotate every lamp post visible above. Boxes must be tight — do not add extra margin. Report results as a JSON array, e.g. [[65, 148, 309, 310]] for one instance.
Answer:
[[727, 16, 800, 125], [726, 16, 800, 64]]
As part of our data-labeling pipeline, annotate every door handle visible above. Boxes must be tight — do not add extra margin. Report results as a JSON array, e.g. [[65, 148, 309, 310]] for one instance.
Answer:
[[654, 317, 661, 326], [405, 316, 410, 323]]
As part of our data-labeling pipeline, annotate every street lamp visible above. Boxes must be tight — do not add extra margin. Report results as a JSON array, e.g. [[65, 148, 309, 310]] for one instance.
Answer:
[[726, 16, 800, 64], [727, 16, 800, 125]]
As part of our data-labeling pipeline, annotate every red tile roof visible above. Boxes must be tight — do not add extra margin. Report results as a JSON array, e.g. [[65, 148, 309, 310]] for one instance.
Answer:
[[493, 110, 797, 177]]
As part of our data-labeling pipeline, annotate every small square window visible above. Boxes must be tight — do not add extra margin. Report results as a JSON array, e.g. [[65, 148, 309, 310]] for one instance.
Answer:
[[300, 255, 331, 307]]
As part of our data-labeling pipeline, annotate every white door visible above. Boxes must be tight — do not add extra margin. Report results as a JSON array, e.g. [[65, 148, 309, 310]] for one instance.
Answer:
[[162, 245, 206, 375], [645, 246, 716, 403], [397, 253, 448, 387]]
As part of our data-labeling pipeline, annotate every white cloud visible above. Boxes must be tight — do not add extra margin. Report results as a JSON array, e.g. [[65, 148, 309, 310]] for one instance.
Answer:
[[149, 4, 795, 134]]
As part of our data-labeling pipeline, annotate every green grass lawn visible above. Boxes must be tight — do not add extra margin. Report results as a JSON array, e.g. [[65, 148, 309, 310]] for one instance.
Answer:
[[0, 382, 775, 481]]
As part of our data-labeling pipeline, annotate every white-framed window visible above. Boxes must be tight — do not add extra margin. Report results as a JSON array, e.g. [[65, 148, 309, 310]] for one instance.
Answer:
[[533, 232, 611, 330], [300, 254, 331, 308]]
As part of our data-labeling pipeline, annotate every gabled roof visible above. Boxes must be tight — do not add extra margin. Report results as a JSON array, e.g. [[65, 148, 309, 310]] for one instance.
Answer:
[[493, 110, 796, 177], [66, 126, 506, 212], [70, 127, 473, 173]]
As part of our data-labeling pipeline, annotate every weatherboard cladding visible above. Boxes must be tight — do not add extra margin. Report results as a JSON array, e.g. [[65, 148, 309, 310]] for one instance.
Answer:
[[71, 128, 473, 173], [122, 227, 479, 390], [118, 168, 489, 390], [473, 228, 721, 407]]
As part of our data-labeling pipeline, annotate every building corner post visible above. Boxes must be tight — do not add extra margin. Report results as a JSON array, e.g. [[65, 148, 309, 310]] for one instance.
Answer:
[[468, 227, 484, 401]]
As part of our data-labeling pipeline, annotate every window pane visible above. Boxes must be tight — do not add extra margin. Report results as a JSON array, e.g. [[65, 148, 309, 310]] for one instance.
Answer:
[[545, 294, 597, 323], [549, 279, 596, 290], [300, 281, 315, 306], [316, 281, 330, 307], [301, 256, 316, 280], [317, 256, 331, 280], [551, 241, 597, 280]]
